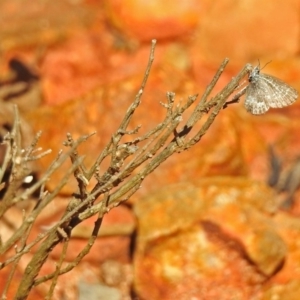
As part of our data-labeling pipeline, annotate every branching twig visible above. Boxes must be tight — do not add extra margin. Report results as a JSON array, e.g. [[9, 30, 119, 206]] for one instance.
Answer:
[[0, 39, 253, 299]]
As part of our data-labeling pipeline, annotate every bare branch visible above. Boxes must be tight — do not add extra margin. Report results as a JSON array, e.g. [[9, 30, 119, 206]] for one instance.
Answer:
[[0, 38, 255, 299]]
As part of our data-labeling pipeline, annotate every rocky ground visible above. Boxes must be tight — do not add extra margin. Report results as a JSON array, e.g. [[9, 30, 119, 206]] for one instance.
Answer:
[[1, 0, 300, 299]]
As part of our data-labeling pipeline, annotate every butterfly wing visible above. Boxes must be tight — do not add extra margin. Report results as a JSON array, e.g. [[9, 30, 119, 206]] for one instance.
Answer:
[[258, 73, 298, 108], [244, 82, 270, 115]]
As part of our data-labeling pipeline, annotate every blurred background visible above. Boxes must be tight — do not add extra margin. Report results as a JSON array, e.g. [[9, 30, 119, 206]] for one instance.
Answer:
[[1, 0, 300, 299]]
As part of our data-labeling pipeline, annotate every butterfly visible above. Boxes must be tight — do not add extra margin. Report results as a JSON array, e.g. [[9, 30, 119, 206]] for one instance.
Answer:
[[244, 65, 298, 115]]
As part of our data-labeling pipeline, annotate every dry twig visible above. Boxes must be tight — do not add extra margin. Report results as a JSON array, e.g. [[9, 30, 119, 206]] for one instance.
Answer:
[[0, 39, 251, 299]]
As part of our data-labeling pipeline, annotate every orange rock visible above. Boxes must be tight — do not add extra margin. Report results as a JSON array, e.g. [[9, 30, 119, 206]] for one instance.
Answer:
[[38, 21, 197, 104], [0, 0, 94, 52], [29, 197, 135, 263], [235, 110, 300, 184], [0, 264, 44, 300], [104, 0, 203, 41], [1, 198, 133, 298], [261, 212, 300, 299], [22, 53, 300, 205], [134, 178, 284, 299], [192, 0, 300, 65], [24, 87, 249, 196]]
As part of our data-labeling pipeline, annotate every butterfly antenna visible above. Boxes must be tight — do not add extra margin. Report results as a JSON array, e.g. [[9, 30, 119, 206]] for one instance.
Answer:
[[257, 59, 261, 69], [260, 60, 272, 71]]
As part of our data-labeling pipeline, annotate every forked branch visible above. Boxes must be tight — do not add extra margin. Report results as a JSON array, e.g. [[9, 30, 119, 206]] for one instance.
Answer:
[[0, 40, 251, 300]]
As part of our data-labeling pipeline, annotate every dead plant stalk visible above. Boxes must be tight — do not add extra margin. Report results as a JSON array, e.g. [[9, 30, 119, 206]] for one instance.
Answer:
[[0, 39, 251, 300]]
